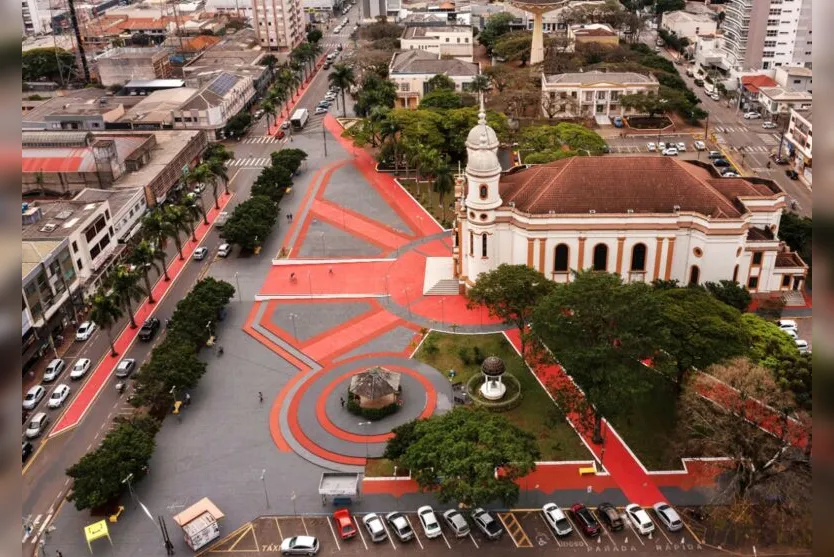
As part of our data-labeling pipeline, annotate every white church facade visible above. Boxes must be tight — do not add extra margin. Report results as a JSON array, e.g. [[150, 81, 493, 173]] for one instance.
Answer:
[[453, 107, 807, 295]]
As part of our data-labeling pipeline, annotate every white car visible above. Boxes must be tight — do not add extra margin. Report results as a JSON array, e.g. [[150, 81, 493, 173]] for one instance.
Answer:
[[743, 111, 761, 119], [646, 142, 656, 152], [193, 247, 209, 260], [658, 141, 666, 151], [218, 243, 232, 258], [795, 339, 809, 354], [652, 503, 683, 532], [693, 140, 706, 151], [777, 319, 798, 332], [314, 107, 328, 115], [48, 384, 71, 409], [762, 121, 778, 129], [721, 172, 740, 178], [43, 359, 66, 382], [362, 513, 388, 543], [783, 328, 798, 340], [71, 358, 92, 380], [281, 120, 290, 130], [75, 321, 96, 341], [385, 512, 414, 542], [662, 147, 679, 156], [542, 503, 573, 537], [26, 412, 50, 438], [23, 385, 46, 410], [676, 142, 687, 152], [279, 536, 319, 555], [710, 93, 721, 101], [625, 504, 655, 535], [417, 506, 442, 538]]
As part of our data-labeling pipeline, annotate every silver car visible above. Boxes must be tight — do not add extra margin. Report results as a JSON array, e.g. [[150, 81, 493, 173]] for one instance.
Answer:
[[26, 412, 50, 438], [385, 512, 414, 542], [48, 384, 71, 409], [362, 513, 387, 543], [442, 509, 470, 537], [43, 359, 66, 382], [23, 385, 46, 410], [279, 536, 319, 555], [652, 502, 683, 532]]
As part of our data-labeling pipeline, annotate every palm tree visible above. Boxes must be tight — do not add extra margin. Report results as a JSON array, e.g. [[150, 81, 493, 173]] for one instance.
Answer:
[[90, 291, 123, 357], [141, 211, 172, 280], [204, 144, 233, 197], [261, 99, 276, 132], [328, 64, 356, 118], [163, 204, 190, 257], [186, 164, 215, 215], [433, 160, 455, 221], [470, 74, 491, 98], [182, 197, 207, 230], [128, 239, 162, 304], [380, 116, 404, 174], [109, 265, 147, 329]]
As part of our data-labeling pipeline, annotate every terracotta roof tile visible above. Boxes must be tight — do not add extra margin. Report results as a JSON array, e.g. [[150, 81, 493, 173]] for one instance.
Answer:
[[498, 157, 778, 217], [775, 252, 806, 268], [741, 75, 778, 93]]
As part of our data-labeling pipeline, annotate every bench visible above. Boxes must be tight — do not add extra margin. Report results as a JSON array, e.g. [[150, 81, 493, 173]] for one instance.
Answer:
[[109, 505, 125, 523], [578, 466, 596, 476], [332, 497, 353, 506]]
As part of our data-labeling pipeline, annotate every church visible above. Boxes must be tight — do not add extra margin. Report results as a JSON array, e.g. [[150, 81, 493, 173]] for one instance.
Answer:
[[453, 106, 807, 295]]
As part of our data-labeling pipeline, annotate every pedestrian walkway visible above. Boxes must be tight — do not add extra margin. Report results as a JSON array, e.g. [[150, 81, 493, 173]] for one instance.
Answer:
[[228, 157, 271, 168], [242, 137, 285, 144], [712, 125, 749, 133]]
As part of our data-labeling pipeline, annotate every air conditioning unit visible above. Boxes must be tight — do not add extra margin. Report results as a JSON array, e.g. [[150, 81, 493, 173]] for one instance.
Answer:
[[39, 223, 57, 233]]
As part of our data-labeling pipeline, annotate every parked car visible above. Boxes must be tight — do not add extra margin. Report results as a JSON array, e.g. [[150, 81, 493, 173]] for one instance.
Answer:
[[571, 504, 601, 537], [193, 246, 209, 260], [417, 506, 442, 538], [721, 171, 740, 178], [281, 121, 290, 130], [543, 503, 573, 537], [783, 327, 798, 339], [314, 107, 328, 115], [658, 141, 666, 151], [254, 109, 265, 120], [48, 384, 71, 409], [712, 158, 731, 167], [777, 319, 798, 332], [795, 339, 809, 354], [115, 358, 136, 378], [23, 385, 46, 410], [385, 512, 414, 542], [676, 142, 687, 152], [693, 78, 704, 87], [333, 509, 356, 539], [743, 111, 761, 119], [646, 142, 656, 152], [652, 503, 683, 532], [75, 321, 96, 341], [625, 504, 655, 535], [443, 509, 470, 537], [23, 441, 33, 462], [43, 359, 66, 382], [785, 169, 799, 180], [693, 140, 706, 151], [26, 412, 50, 438], [362, 513, 387, 543], [662, 147, 678, 156], [707, 150, 722, 159], [70, 358, 92, 380], [139, 317, 160, 341], [218, 243, 232, 258], [762, 121, 778, 129], [279, 535, 319, 555], [193, 182, 206, 194], [471, 508, 502, 540], [772, 156, 789, 165], [710, 93, 721, 101], [597, 502, 624, 531], [276, 130, 286, 139]]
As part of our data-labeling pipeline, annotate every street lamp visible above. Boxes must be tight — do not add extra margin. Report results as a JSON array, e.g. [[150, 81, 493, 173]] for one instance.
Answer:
[[260, 469, 271, 509], [358, 421, 372, 458], [122, 473, 136, 508]]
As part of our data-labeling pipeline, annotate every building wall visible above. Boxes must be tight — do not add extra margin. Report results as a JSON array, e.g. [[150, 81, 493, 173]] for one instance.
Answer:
[[722, 0, 812, 71], [252, 0, 305, 50], [391, 72, 477, 107], [400, 29, 474, 61], [774, 66, 812, 92], [97, 50, 172, 86], [792, 0, 812, 67], [660, 13, 717, 42], [22, 242, 79, 329], [540, 80, 660, 118]]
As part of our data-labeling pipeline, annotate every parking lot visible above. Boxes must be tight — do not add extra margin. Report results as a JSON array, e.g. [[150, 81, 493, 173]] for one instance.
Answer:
[[202, 507, 713, 556]]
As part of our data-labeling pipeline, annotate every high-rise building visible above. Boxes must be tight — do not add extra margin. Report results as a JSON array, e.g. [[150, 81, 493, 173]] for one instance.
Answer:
[[251, 0, 305, 51], [722, 0, 812, 71]]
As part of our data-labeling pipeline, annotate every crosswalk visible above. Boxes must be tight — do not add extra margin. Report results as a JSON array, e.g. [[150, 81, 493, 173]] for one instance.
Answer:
[[757, 133, 781, 145], [242, 136, 285, 144], [228, 157, 271, 168], [713, 125, 749, 133]]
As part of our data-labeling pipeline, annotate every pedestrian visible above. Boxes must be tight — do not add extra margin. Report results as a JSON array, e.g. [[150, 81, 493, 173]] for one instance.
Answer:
[[258, 391, 264, 404], [290, 272, 296, 282], [56, 551, 63, 557], [340, 396, 345, 407], [289, 213, 293, 222], [286, 213, 291, 222], [329, 267, 334, 276], [184, 393, 191, 407]]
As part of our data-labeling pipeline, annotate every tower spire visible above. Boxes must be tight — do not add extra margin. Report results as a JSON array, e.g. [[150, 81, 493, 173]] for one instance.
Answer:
[[478, 93, 486, 125]]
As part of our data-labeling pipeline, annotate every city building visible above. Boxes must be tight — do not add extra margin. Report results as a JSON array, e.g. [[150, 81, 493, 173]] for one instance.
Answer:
[[182, 29, 272, 96], [739, 74, 778, 112], [567, 23, 618, 50], [389, 50, 480, 108], [72, 187, 148, 245], [722, 0, 812, 71], [774, 65, 812, 92], [22, 0, 49, 36], [22, 129, 208, 204], [660, 10, 717, 42], [400, 25, 474, 61], [205, 0, 254, 18], [361, 0, 387, 20], [540, 71, 660, 118], [756, 86, 812, 118], [784, 108, 811, 183], [251, 0, 305, 51], [95, 47, 174, 87], [303, 0, 345, 15], [22, 89, 126, 131], [453, 106, 808, 296]]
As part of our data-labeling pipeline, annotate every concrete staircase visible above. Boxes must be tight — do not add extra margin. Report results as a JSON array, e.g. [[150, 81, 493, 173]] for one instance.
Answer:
[[424, 279, 459, 296]]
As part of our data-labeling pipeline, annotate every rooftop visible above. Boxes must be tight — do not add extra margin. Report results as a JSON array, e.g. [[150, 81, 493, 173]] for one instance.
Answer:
[[758, 87, 812, 102], [121, 88, 199, 124], [779, 66, 813, 77], [775, 251, 807, 269], [349, 367, 401, 399], [22, 89, 112, 122], [498, 157, 782, 217], [22, 240, 66, 280], [97, 46, 170, 61], [403, 25, 472, 39], [662, 10, 715, 24], [22, 135, 149, 174], [390, 50, 480, 76], [741, 75, 778, 93], [542, 70, 658, 86], [791, 109, 812, 124], [570, 23, 617, 37], [22, 200, 106, 241], [124, 79, 186, 89], [182, 72, 245, 111], [72, 187, 144, 217]]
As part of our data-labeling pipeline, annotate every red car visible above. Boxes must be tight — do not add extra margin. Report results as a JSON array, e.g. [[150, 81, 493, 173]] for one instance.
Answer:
[[570, 504, 601, 537], [333, 509, 356, 539], [275, 130, 286, 139]]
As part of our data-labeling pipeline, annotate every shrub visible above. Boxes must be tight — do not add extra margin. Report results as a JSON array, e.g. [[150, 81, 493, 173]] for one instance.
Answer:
[[472, 345, 485, 365], [347, 393, 400, 421], [458, 346, 472, 365]]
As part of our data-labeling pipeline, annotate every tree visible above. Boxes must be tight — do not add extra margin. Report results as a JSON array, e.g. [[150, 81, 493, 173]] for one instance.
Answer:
[[655, 0, 686, 15], [22, 47, 76, 83], [379, 116, 404, 173], [163, 204, 192, 254], [328, 63, 356, 118], [778, 212, 812, 275], [469, 74, 491, 97], [426, 74, 456, 92], [484, 65, 514, 93], [109, 265, 147, 329], [307, 29, 323, 43], [271, 148, 308, 174], [251, 164, 292, 202], [704, 280, 752, 311], [141, 211, 172, 280], [261, 99, 277, 132], [619, 91, 671, 118], [386, 408, 540, 507], [221, 195, 277, 252], [467, 265, 554, 358], [224, 112, 252, 138], [493, 31, 532, 66], [90, 291, 123, 357], [432, 159, 455, 221], [479, 12, 515, 54], [354, 73, 396, 118], [186, 164, 216, 213], [204, 144, 234, 195], [419, 89, 463, 110], [532, 271, 664, 442], [131, 335, 207, 415], [740, 313, 800, 369], [518, 123, 607, 158], [260, 54, 278, 68], [128, 240, 163, 304], [677, 358, 811, 546], [66, 417, 160, 511], [654, 286, 749, 387]]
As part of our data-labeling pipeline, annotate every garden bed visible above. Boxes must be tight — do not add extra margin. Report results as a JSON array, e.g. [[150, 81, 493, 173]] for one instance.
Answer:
[[414, 332, 590, 461], [626, 116, 673, 130], [396, 178, 454, 229]]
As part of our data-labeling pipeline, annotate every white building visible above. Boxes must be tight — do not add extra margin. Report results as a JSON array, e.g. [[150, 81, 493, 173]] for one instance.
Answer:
[[389, 50, 480, 108], [784, 109, 812, 183], [206, 0, 254, 17], [660, 10, 717, 42], [22, 0, 50, 36], [73, 187, 148, 245], [400, 25, 474, 62], [453, 105, 807, 295], [251, 0, 305, 50], [540, 71, 660, 118], [756, 86, 812, 118], [774, 65, 812, 92], [722, 0, 812, 71]]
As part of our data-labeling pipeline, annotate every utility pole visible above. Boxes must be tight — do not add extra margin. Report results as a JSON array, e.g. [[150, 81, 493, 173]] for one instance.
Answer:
[[322, 125, 328, 156], [66, 0, 90, 82]]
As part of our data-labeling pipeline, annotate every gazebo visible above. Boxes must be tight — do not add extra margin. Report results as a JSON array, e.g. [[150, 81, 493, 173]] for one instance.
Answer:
[[349, 367, 402, 409], [480, 356, 507, 400]]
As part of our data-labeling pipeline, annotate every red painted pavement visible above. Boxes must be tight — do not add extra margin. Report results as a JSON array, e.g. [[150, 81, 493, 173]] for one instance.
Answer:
[[50, 192, 234, 437], [261, 261, 394, 296], [304, 309, 402, 362], [310, 198, 413, 251]]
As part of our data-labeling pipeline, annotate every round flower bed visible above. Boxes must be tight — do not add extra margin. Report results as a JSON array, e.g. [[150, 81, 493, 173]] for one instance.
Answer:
[[346, 392, 401, 421], [465, 373, 523, 412]]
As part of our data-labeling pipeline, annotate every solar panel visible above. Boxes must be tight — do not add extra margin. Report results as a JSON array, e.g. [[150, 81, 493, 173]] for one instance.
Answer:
[[206, 73, 239, 97]]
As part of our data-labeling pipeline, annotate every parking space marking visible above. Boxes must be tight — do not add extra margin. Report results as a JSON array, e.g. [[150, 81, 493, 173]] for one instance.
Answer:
[[355, 517, 369, 550], [379, 519, 397, 550], [535, 512, 560, 548], [301, 516, 309, 536], [654, 521, 673, 545], [563, 513, 589, 548], [326, 517, 341, 551], [467, 532, 479, 549], [624, 518, 645, 546], [273, 517, 283, 541], [405, 516, 424, 550], [497, 512, 533, 548], [592, 510, 617, 546]]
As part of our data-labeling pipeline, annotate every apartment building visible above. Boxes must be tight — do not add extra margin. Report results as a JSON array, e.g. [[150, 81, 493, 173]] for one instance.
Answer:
[[540, 71, 660, 118], [400, 25, 474, 62], [784, 109, 811, 182], [722, 0, 812, 71], [660, 10, 717, 42], [251, 0, 305, 51]]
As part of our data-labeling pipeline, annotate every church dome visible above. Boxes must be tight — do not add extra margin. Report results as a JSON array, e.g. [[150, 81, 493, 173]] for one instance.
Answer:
[[466, 148, 502, 175], [466, 111, 500, 151]]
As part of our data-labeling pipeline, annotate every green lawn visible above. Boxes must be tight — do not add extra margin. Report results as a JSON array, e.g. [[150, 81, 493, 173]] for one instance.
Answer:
[[414, 332, 591, 461], [365, 458, 397, 478]]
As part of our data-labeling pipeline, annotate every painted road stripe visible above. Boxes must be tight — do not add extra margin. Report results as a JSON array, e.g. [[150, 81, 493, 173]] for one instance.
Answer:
[[468, 531, 479, 549], [497, 512, 532, 548], [380, 519, 397, 550], [592, 510, 617, 546], [355, 516, 369, 550], [326, 517, 341, 551], [405, 516, 424, 550], [273, 517, 283, 541], [439, 528, 451, 550]]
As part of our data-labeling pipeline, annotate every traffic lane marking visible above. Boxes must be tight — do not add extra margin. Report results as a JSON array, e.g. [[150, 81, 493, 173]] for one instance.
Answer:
[[497, 511, 532, 548], [591, 509, 618, 546]]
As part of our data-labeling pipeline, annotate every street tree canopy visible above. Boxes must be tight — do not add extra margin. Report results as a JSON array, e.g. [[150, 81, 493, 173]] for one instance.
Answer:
[[384, 408, 540, 507], [23, 47, 76, 83], [419, 89, 464, 110], [224, 112, 252, 137], [252, 164, 293, 202], [703, 280, 752, 312], [492, 31, 532, 65], [479, 12, 515, 54], [220, 195, 278, 251], [271, 148, 308, 174], [426, 74, 456, 92]]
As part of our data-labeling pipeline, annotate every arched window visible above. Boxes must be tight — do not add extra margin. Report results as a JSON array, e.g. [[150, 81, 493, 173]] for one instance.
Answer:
[[481, 234, 488, 257], [592, 244, 608, 271], [553, 244, 569, 272], [630, 243, 647, 271], [732, 264, 739, 283], [689, 265, 700, 285], [479, 185, 488, 199]]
